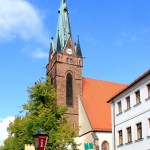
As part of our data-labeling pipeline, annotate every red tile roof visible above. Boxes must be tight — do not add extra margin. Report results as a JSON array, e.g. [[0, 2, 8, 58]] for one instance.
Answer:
[[82, 77, 127, 132]]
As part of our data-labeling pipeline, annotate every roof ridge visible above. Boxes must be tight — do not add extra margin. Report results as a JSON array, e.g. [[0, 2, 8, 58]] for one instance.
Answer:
[[82, 77, 127, 86], [108, 68, 150, 103]]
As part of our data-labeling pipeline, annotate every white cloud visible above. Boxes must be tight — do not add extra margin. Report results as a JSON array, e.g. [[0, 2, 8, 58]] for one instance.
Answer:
[[0, 0, 49, 43], [21, 45, 48, 59], [32, 48, 48, 59], [0, 116, 15, 146]]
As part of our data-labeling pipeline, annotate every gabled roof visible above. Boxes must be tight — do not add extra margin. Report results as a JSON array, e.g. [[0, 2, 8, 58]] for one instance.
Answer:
[[82, 77, 127, 131], [108, 69, 150, 103]]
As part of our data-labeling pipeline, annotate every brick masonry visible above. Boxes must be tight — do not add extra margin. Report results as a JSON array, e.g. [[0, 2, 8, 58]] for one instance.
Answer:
[[47, 37, 83, 129]]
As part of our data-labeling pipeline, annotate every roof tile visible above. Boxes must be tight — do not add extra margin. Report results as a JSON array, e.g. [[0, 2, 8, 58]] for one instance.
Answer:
[[82, 77, 127, 131]]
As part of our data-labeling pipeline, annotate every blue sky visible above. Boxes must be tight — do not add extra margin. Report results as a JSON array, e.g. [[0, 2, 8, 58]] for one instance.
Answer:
[[0, 0, 150, 144]]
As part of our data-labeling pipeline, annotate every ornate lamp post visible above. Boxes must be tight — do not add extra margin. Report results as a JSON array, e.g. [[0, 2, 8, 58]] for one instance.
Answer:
[[32, 128, 49, 150]]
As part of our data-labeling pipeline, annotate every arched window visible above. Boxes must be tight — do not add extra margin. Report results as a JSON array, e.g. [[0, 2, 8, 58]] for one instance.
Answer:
[[66, 73, 73, 106], [101, 141, 109, 150]]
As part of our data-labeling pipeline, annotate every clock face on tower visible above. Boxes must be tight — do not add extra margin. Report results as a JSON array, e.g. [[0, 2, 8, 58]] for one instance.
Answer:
[[66, 48, 72, 55]]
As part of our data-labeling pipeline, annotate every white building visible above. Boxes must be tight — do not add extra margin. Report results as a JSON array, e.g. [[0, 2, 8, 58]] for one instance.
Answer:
[[108, 69, 150, 150]]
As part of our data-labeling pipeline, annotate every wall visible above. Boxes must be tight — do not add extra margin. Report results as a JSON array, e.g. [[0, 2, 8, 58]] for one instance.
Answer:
[[24, 144, 34, 150], [112, 74, 150, 150]]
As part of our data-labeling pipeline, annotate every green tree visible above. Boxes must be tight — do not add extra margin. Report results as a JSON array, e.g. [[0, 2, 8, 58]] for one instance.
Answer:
[[2, 77, 78, 150]]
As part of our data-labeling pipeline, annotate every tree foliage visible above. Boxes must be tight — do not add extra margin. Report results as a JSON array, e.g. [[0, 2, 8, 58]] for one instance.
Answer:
[[2, 77, 78, 150]]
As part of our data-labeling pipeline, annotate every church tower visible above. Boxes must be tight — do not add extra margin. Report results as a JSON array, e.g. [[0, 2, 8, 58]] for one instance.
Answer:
[[46, 0, 83, 129]]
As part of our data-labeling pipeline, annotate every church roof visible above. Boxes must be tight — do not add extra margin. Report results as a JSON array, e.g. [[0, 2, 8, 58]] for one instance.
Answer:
[[82, 77, 127, 131]]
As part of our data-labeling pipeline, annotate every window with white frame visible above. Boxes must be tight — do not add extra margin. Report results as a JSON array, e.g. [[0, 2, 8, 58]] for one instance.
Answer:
[[117, 101, 122, 114], [136, 122, 142, 140], [135, 90, 140, 104], [126, 127, 132, 143], [147, 84, 150, 98], [118, 130, 123, 145], [148, 118, 150, 136], [126, 96, 131, 110]]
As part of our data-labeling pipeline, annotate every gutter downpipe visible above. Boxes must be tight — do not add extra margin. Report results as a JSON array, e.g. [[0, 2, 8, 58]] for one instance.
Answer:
[[113, 101, 116, 150]]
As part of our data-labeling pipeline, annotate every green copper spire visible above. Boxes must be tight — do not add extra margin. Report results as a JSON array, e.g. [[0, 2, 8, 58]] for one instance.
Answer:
[[55, 0, 72, 52]]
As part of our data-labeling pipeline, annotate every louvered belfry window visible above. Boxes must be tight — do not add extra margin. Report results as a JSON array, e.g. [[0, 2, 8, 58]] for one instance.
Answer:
[[66, 73, 73, 106]]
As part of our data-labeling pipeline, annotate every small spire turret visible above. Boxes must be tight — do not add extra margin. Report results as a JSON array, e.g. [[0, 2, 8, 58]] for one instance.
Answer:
[[76, 36, 82, 57]]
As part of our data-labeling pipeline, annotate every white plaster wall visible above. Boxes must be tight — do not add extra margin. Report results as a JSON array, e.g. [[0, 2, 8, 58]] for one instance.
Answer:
[[76, 132, 112, 150], [111, 75, 150, 150], [78, 97, 92, 135], [96, 132, 112, 150], [76, 132, 94, 150], [24, 144, 34, 150]]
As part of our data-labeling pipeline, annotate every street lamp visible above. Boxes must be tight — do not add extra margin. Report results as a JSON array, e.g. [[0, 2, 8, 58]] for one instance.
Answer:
[[32, 128, 49, 150]]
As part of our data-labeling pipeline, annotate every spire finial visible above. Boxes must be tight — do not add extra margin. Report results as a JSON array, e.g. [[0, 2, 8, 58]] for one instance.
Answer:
[[51, 36, 54, 40], [61, 0, 66, 4], [77, 35, 80, 43]]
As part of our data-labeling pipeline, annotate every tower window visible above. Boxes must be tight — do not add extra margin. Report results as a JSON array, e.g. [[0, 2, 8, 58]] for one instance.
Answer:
[[66, 73, 73, 106], [79, 60, 81, 65], [66, 57, 69, 63], [70, 58, 73, 63], [58, 55, 61, 61]]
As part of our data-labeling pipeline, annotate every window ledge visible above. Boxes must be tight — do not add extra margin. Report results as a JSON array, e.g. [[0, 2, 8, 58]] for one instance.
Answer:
[[125, 141, 133, 145], [145, 97, 150, 101], [124, 107, 131, 112], [135, 138, 144, 143], [117, 144, 124, 148], [133, 102, 141, 108], [116, 112, 123, 116]]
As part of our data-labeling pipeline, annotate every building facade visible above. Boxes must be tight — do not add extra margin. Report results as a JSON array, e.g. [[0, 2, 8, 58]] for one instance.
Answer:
[[108, 69, 150, 150], [46, 0, 126, 149]]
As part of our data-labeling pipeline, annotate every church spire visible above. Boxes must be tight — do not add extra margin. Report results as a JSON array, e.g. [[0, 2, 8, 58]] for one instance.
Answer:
[[55, 0, 72, 52]]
